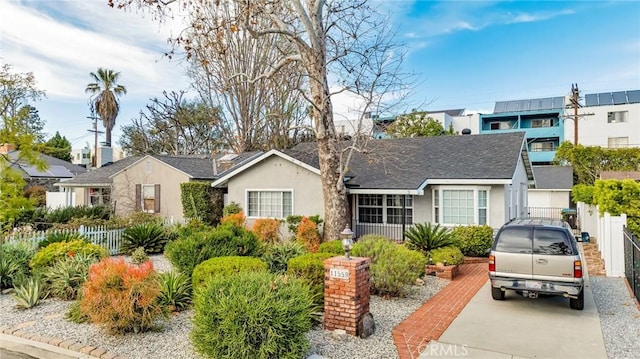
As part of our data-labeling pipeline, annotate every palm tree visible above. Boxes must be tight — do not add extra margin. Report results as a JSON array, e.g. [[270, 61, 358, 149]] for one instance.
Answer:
[[85, 68, 127, 147]]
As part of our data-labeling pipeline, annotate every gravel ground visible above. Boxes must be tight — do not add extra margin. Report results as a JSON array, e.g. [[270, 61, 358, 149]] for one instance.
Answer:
[[0, 255, 448, 359], [589, 276, 640, 359]]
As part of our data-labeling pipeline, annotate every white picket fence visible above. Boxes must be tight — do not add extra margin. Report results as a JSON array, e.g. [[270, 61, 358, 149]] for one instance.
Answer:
[[3, 225, 125, 255]]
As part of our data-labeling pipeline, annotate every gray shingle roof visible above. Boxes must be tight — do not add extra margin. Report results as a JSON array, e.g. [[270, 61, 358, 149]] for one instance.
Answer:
[[286, 132, 527, 190], [56, 156, 141, 186], [6, 150, 87, 178], [532, 166, 573, 189]]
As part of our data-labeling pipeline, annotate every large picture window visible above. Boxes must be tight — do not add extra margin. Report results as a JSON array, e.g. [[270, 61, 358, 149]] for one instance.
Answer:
[[89, 188, 110, 206], [357, 194, 412, 224], [247, 190, 292, 218], [432, 187, 489, 226]]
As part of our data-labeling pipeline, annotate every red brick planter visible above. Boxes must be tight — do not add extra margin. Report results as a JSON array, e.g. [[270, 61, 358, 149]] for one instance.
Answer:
[[426, 264, 459, 280]]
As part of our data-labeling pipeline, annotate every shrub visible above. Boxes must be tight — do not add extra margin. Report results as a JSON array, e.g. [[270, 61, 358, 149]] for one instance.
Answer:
[[65, 300, 89, 324], [286, 252, 333, 307], [0, 241, 34, 289], [285, 215, 323, 237], [130, 247, 149, 264], [220, 212, 246, 228], [252, 218, 281, 244], [192, 256, 267, 290], [13, 277, 47, 309], [164, 225, 262, 276], [158, 271, 192, 312], [43, 205, 111, 224], [317, 240, 344, 255], [24, 186, 46, 207], [180, 181, 220, 225], [429, 246, 464, 266], [43, 254, 98, 300], [297, 217, 321, 252], [352, 235, 426, 297], [191, 271, 314, 359], [120, 222, 167, 254], [29, 240, 107, 273], [404, 223, 456, 256], [37, 231, 88, 249], [451, 225, 494, 257], [80, 258, 164, 334], [222, 202, 242, 216], [262, 242, 308, 274]]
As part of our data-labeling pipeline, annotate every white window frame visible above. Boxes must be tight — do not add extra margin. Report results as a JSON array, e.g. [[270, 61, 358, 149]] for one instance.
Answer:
[[530, 141, 555, 152], [141, 184, 156, 213], [356, 194, 413, 225], [607, 111, 628, 123], [432, 186, 491, 226], [245, 189, 294, 219], [607, 137, 629, 148]]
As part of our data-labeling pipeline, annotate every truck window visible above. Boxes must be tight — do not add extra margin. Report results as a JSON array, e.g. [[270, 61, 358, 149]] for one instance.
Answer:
[[495, 227, 532, 253], [533, 229, 573, 255]]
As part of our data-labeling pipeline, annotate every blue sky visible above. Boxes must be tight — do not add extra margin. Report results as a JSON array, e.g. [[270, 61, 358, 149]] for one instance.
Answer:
[[1, 0, 639, 149]]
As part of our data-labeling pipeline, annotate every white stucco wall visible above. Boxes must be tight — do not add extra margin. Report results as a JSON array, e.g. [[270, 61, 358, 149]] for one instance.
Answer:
[[567, 102, 640, 147], [225, 155, 324, 228], [528, 190, 571, 208], [504, 150, 531, 221]]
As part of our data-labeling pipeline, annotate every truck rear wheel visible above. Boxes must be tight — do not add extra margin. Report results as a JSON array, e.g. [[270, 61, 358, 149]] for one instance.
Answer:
[[569, 290, 584, 310], [491, 286, 505, 300]]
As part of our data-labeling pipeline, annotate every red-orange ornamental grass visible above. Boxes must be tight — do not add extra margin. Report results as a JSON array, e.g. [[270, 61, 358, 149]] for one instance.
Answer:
[[220, 211, 246, 228], [80, 257, 164, 334], [297, 217, 321, 253], [252, 218, 281, 244]]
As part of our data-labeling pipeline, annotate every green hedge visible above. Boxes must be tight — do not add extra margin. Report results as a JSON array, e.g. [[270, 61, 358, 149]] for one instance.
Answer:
[[429, 246, 464, 266], [191, 271, 314, 359], [192, 256, 267, 290], [451, 225, 493, 257], [286, 252, 333, 307], [317, 240, 344, 255], [180, 182, 222, 226]]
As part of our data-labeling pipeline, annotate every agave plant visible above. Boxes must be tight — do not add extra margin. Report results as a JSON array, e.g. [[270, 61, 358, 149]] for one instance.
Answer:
[[404, 223, 456, 256], [13, 277, 47, 309], [157, 271, 192, 312], [43, 254, 97, 300], [262, 242, 308, 274], [121, 223, 167, 254]]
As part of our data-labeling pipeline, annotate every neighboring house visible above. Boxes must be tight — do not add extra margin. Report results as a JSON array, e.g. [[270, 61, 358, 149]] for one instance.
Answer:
[[55, 153, 260, 221], [479, 96, 566, 165], [528, 166, 573, 209], [575, 90, 640, 148], [0, 146, 87, 192], [211, 132, 534, 239]]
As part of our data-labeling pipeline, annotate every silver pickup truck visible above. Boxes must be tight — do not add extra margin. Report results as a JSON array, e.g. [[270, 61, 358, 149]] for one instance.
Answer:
[[489, 218, 585, 310]]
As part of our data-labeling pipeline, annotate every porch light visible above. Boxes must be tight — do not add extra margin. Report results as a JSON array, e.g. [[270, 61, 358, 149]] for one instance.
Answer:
[[340, 225, 354, 259]]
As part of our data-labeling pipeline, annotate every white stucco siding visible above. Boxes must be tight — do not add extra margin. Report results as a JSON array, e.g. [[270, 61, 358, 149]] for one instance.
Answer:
[[488, 185, 506, 228], [507, 152, 531, 220], [226, 155, 324, 227], [413, 191, 431, 224], [528, 190, 571, 208], [568, 103, 640, 147]]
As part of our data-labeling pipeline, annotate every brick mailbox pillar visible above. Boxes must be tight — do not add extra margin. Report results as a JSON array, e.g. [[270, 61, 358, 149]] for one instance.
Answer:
[[323, 256, 371, 336]]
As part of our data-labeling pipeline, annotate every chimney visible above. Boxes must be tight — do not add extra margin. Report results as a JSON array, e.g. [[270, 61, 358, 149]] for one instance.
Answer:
[[0, 143, 16, 154], [96, 145, 114, 168]]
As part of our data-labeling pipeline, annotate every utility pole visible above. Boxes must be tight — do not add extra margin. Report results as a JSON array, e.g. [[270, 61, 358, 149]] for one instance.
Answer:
[[571, 83, 580, 145], [87, 115, 104, 168]]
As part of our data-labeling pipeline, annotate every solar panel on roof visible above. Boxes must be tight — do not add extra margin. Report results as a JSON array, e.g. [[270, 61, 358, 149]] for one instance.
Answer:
[[494, 101, 508, 113], [627, 90, 640, 104], [552, 97, 565, 109], [48, 166, 74, 178], [612, 91, 627, 105], [517, 100, 529, 111], [540, 98, 553, 110], [585, 94, 598, 107], [20, 165, 44, 177], [505, 101, 518, 112], [598, 93, 613, 105]]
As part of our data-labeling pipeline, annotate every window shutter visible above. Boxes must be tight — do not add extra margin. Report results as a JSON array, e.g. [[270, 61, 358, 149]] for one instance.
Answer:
[[154, 184, 161, 213], [135, 184, 141, 211]]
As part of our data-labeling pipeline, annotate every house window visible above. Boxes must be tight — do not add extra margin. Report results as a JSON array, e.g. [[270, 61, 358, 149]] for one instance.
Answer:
[[142, 185, 156, 213], [530, 141, 555, 152], [386, 195, 413, 225], [358, 194, 383, 224], [531, 119, 553, 128], [432, 187, 490, 226], [607, 137, 628, 148], [89, 188, 110, 206], [136, 184, 160, 213], [357, 194, 413, 224], [247, 190, 292, 218], [490, 122, 510, 130], [607, 111, 628, 123]]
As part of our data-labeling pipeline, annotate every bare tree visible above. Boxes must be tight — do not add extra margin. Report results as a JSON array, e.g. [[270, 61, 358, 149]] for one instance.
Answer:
[[119, 90, 223, 155], [109, 0, 411, 239]]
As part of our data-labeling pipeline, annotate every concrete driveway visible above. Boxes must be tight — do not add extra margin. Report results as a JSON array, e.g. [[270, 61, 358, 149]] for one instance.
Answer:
[[421, 280, 608, 359]]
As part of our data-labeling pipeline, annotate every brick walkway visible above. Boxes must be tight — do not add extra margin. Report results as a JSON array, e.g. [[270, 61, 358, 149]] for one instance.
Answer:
[[583, 242, 606, 276], [393, 262, 488, 359]]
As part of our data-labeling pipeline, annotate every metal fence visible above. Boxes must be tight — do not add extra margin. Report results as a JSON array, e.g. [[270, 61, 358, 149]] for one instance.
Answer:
[[354, 222, 416, 243], [527, 207, 566, 220], [623, 226, 640, 303]]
